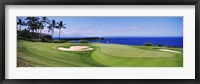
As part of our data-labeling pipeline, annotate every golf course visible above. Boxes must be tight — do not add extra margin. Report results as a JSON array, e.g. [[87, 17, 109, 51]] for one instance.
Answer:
[[17, 16, 183, 67], [17, 40, 183, 67]]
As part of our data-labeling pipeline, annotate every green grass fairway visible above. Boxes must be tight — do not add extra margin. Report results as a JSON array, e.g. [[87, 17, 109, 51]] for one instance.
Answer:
[[17, 40, 104, 67], [92, 44, 183, 67], [17, 40, 183, 67]]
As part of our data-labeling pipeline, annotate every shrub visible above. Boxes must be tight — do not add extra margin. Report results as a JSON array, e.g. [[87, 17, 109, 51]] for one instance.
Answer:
[[167, 46, 176, 48], [80, 39, 89, 43], [41, 38, 50, 42], [65, 41, 73, 43], [53, 40, 65, 43], [157, 44, 163, 47], [30, 39, 36, 42], [143, 42, 153, 46], [43, 35, 52, 41]]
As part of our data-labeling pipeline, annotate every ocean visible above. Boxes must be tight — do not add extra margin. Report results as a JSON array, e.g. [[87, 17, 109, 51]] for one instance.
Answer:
[[55, 37, 183, 48]]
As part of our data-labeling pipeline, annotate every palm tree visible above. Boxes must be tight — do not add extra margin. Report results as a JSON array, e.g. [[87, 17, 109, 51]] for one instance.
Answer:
[[40, 17, 50, 26], [48, 20, 56, 40], [38, 17, 50, 39], [17, 17, 26, 31], [38, 22, 44, 39], [57, 21, 66, 40], [25, 17, 40, 40]]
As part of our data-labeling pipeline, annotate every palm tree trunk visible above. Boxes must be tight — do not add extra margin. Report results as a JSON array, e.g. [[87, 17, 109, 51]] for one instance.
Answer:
[[20, 25, 21, 31], [32, 30, 35, 40], [39, 28, 42, 39], [26, 29, 29, 39], [51, 29, 54, 41], [28, 29, 30, 39], [37, 29, 40, 39], [59, 28, 61, 40]]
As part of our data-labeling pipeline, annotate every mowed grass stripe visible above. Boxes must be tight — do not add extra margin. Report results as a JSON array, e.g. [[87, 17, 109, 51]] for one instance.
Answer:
[[18, 45, 82, 67], [17, 40, 103, 67]]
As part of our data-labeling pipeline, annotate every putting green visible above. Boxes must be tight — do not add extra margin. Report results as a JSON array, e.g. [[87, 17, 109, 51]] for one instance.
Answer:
[[94, 44, 175, 57], [91, 44, 183, 67]]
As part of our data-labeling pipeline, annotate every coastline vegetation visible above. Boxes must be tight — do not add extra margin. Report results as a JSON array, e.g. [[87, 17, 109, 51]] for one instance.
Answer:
[[17, 17, 66, 42]]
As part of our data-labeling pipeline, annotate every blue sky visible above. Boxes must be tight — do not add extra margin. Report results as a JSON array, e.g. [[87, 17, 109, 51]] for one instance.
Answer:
[[17, 16, 183, 37]]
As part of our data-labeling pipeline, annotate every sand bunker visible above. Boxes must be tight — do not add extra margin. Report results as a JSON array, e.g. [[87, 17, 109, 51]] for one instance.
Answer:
[[58, 46, 93, 51], [159, 49, 182, 53]]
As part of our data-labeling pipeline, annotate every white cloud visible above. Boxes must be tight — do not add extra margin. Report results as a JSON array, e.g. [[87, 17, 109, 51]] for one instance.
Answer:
[[114, 26, 145, 32], [41, 26, 146, 37]]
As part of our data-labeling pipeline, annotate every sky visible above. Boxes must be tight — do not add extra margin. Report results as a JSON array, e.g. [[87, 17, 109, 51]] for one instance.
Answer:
[[17, 16, 183, 37]]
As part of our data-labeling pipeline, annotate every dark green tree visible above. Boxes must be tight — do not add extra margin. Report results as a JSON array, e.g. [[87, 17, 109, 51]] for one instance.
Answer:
[[25, 17, 40, 40], [17, 17, 26, 31]]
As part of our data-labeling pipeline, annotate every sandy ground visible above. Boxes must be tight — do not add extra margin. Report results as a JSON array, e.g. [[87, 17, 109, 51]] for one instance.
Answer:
[[58, 46, 93, 51], [159, 49, 182, 53]]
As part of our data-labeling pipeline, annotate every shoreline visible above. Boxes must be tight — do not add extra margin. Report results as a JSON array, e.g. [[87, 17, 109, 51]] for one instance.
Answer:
[[52, 37, 183, 48]]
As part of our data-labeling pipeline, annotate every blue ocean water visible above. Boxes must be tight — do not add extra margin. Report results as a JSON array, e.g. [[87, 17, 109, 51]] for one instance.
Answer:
[[89, 37, 183, 48], [56, 37, 183, 48]]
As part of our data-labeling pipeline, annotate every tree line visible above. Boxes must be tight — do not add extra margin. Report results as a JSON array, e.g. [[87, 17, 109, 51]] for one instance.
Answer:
[[17, 17, 66, 41]]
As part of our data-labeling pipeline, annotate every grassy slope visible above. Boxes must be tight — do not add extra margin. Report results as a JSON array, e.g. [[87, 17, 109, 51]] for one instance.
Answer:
[[17, 40, 104, 67], [17, 40, 183, 67], [92, 44, 183, 67]]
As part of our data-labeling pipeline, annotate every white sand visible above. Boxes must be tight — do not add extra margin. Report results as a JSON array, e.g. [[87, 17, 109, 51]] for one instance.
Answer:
[[159, 49, 182, 53], [58, 46, 93, 51]]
